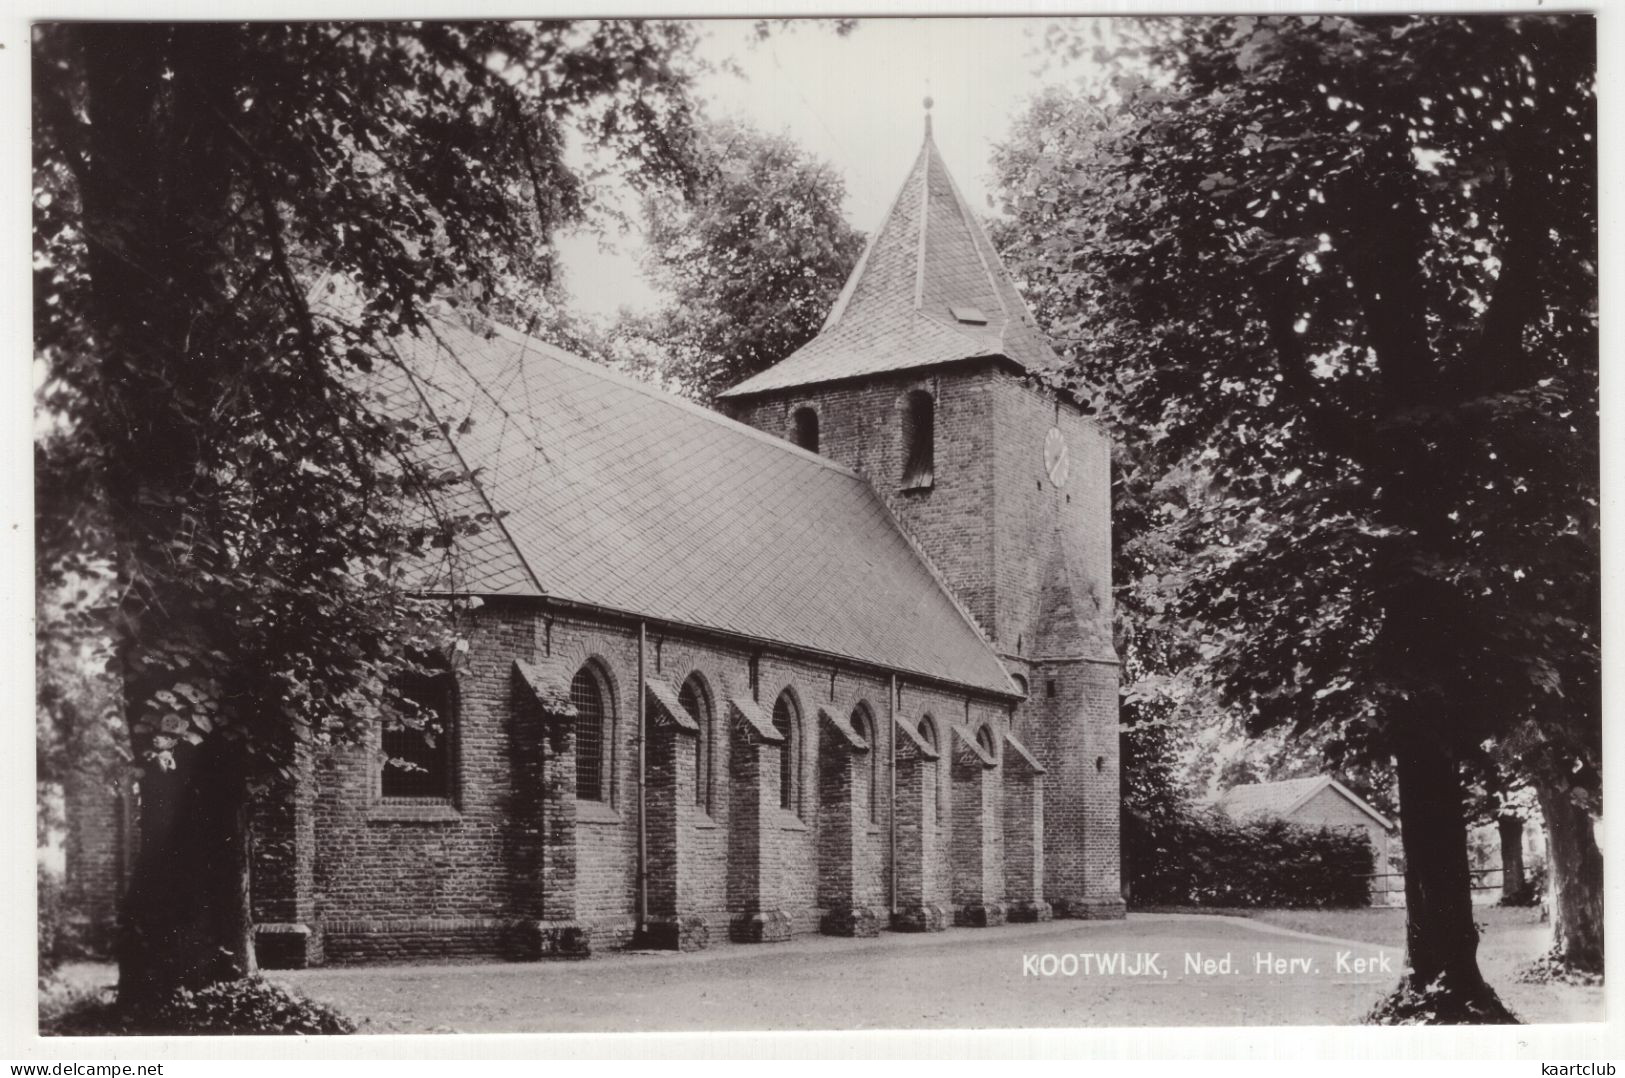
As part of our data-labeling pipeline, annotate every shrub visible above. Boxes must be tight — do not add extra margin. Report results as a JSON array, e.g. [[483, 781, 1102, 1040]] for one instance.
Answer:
[[154, 977, 356, 1035], [1365, 972, 1520, 1025], [43, 976, 356, 1036], [1127, 805, 1375, 909], [1514, 947, 1603, 987]]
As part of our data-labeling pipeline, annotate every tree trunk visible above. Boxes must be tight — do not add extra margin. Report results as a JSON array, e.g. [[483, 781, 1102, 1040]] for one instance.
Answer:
[[1383, 735, 1515, 1022], [70, 20, 260, 1017], [1534, 776, 1603, 975], [1497, 815, 1525, 903], [117, 736, 256, 1015]]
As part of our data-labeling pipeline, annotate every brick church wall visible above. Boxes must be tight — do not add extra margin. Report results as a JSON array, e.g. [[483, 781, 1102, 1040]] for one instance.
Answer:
[[730, 364, 1124, 921], [244, 598, 1035, 962], [62, 768, 133, 956], [308, 607, 540, 962]]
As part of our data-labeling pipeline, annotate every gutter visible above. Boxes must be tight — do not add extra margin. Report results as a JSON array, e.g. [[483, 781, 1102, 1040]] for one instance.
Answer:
[[636, 620, 649, 939], [888, 672, 898, 921]]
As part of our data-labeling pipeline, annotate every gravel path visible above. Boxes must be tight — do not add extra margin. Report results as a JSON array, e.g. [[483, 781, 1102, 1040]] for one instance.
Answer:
[[275, 914, 1412, 1033]]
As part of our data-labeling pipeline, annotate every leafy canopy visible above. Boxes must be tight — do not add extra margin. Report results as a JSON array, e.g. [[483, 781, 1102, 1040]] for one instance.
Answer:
[[996, 16, 1596, 774], [622, 118, 864, 402], [33, 21, 704, 780]]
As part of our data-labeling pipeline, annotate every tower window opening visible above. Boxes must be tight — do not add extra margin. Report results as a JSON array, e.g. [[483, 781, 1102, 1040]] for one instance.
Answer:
[[902, 390, 935, 489], [792, 407, 820, 454]]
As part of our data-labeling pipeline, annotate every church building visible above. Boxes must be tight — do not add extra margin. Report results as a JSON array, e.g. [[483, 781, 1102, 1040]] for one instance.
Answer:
[[71, 119, 1125, 966]]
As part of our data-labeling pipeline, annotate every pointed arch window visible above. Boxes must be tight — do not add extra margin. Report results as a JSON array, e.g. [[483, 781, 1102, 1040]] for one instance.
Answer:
[[902, 389, 935, 489], [679, 674, 714, 813], [976, 723, 998, 764], [772, 690, 801, 815], [792, 407, 820, 454], [918, 715, 940, 820], [851, 703, 879, 823], [571, 664, 611, 803]]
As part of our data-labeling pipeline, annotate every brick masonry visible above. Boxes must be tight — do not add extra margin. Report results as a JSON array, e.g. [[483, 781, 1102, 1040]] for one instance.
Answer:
[[62, 767, 135, 957], [729, 362, 1124, 922], [78, 356, 1123, 964]]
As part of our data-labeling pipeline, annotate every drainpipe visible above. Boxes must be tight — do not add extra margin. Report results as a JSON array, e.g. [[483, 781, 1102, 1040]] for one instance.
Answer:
[[636, 621, 649, 938], [889, 672, 898, 920]]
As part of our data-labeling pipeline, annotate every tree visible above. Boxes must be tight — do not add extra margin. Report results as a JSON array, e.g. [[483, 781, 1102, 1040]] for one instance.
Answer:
[[627, 119, 864, 402], [33, 20, 701, 1016], [996, 15, 1595, 1020], [1499, 708, 1602, 970], [1462, 763, 1539, 904]]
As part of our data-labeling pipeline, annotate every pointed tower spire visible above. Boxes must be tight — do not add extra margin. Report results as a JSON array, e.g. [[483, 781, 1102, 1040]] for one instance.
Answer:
[[720, 109, 1060, 402]]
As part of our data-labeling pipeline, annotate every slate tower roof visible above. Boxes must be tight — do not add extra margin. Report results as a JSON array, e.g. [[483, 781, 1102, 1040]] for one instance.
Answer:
[[719, 114, 1061, 401]]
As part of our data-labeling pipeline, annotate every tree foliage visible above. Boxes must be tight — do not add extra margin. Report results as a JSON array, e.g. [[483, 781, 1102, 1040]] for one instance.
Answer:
[[33, 19, 702, 1009], [997, 14, 1595, 1018], [626, 119, 864, 402]]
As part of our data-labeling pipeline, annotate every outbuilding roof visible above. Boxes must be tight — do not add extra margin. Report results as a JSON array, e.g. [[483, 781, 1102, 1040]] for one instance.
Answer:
[[1215, 776, 1395, 831], [375, 309, 1018, 697], [718, 125, 1060, 400]]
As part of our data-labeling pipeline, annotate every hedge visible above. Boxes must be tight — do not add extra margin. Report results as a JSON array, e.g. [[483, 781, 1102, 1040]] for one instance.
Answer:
[[1126, 805, 1376, 909]]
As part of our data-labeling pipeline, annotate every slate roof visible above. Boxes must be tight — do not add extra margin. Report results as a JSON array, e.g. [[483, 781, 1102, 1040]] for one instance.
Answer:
[[1215, 776, 1394, 830], [719, 126, 1061, 400], [376, 309, 1017, 697]]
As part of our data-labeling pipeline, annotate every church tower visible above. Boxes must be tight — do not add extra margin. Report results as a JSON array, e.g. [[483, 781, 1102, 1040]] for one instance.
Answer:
[[721, 108, 1124, 919]]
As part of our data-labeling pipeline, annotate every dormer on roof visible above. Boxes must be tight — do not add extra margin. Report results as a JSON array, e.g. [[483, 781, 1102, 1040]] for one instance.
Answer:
[[719, 105, 1060, 402]]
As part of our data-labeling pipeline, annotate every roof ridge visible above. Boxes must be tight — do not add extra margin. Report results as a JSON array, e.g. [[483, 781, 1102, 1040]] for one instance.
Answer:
[[822, 138, 927, 334], [1231, 775, 1322, 789], [1302, 777, 1395, 830], [1278, 775, 1333, 811], [386, 326, 548, 598], [451, 309, 865, 482], [912, 132, 930, 310], [929, 137, 1013, 324]]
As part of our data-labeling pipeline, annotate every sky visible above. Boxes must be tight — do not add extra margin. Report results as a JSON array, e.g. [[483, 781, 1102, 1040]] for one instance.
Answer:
[[554, 17, 1100, 318]]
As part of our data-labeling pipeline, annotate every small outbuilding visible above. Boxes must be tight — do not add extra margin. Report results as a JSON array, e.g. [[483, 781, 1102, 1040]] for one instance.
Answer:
[[1216, 776, 1399, 903]]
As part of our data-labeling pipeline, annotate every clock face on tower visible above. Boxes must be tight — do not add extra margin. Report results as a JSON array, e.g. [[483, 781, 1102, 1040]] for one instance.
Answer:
[[1044, 427, 1070, 488]]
